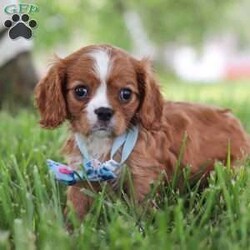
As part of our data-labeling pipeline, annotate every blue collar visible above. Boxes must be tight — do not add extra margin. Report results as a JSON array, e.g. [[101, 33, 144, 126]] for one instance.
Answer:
[[47, 125, 139, 185]]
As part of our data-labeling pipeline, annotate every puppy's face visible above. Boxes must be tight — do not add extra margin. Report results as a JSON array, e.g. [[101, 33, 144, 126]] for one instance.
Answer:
[[35, 45, 163, 137], [66, 47, 140, 136]]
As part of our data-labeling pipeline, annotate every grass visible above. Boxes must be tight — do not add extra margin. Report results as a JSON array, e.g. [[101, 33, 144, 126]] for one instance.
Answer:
[[0, 81, 250, 249]]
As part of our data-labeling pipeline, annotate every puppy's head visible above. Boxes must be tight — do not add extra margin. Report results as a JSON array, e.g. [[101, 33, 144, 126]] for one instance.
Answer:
[[35, 45, 163, 137]]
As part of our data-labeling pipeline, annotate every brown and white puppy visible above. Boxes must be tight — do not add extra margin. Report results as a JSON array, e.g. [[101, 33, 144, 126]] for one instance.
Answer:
[[35, 44, 250, 220]]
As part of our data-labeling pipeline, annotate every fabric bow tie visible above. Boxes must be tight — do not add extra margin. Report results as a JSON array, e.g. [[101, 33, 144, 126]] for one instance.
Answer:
[[47, 125, 139, 185]]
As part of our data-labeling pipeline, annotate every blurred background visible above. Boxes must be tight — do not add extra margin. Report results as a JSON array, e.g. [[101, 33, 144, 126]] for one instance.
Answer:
[[0, 0, 250, 111]]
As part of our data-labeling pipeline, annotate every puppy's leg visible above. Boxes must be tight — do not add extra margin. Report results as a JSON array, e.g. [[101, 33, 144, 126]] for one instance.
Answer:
[[128, 152, 176, 203], [65, 182, 100, 222], [132, 177, 153, 202], [128, 167, 165, 204]]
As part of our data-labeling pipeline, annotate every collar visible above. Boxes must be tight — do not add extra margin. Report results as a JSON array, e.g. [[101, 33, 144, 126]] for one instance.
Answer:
[[47, 125, 139, 185]]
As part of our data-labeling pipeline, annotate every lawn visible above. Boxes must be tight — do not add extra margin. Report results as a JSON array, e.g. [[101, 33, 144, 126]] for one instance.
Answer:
[[0, 81, 250, 250]]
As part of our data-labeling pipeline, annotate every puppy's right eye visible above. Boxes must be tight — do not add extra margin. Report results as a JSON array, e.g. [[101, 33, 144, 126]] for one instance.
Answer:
[[74, 86, 88, 99]]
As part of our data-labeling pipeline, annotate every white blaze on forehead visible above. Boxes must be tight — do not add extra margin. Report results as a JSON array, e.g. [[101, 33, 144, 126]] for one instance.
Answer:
[[86, 49, 113, 126], [89, 49, 111, 83]]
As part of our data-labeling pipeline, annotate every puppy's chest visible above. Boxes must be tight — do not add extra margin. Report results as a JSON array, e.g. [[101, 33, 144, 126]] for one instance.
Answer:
[[67, 136, 112, 170], [85, 135, 112, 161], [68, 135, 126, 187]]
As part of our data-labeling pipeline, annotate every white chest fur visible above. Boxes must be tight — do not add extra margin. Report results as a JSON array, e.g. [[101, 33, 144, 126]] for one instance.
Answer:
[[74, 132, 113, 161], [85, 134, 112, 161]]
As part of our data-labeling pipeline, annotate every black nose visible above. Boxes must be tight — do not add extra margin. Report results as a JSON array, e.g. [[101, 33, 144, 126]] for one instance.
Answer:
[[94, 107, 114, 121]]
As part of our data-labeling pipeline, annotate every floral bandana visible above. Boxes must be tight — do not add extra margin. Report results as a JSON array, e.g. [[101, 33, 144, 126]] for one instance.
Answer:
[[47, 126, 139, 185]]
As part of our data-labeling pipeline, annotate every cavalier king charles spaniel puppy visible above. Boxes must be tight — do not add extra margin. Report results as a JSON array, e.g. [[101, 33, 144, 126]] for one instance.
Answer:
[[35, 44, 250, 221]]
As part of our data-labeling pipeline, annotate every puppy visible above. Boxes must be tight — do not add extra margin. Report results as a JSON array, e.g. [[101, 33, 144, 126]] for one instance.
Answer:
[[35, 44, 250, 221]]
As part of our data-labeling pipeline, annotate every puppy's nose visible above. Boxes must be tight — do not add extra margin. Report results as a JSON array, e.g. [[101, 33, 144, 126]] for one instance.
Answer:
[[94, 107, 114, 121]]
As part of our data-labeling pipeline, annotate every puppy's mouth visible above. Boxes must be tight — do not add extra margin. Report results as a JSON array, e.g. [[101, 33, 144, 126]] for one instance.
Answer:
[[91, 122, 114, 136]]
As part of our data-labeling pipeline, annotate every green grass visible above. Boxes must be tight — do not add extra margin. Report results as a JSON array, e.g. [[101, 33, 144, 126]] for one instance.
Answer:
[[0, 81, 250, 250]]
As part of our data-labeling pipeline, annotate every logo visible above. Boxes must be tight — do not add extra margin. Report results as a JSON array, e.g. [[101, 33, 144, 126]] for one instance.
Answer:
[[3, 3, 38, 40]]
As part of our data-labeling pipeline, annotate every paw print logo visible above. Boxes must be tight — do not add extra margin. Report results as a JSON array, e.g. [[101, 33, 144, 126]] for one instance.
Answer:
[[4, 14, 37, 40]]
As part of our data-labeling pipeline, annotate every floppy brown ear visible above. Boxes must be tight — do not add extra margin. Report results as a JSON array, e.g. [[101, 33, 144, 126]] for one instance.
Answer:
[[136, 58, 164, 130], [35, 60, 67, 129]]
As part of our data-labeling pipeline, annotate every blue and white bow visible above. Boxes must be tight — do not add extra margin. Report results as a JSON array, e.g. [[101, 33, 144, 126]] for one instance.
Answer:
[[47, 126, 139, 185]]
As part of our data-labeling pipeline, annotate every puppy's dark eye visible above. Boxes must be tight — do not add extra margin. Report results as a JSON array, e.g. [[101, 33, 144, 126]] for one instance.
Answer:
[[74, 86, 88, 99], [119, 88, 132, 102]]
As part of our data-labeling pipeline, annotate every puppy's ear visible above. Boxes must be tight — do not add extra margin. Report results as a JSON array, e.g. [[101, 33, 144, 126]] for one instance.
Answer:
[[35, 60, 67, 129], [136, 58, 164, 130]]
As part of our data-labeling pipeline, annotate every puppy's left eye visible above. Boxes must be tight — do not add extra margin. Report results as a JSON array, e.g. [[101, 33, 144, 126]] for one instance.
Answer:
[[119, 88, 132, 102]]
